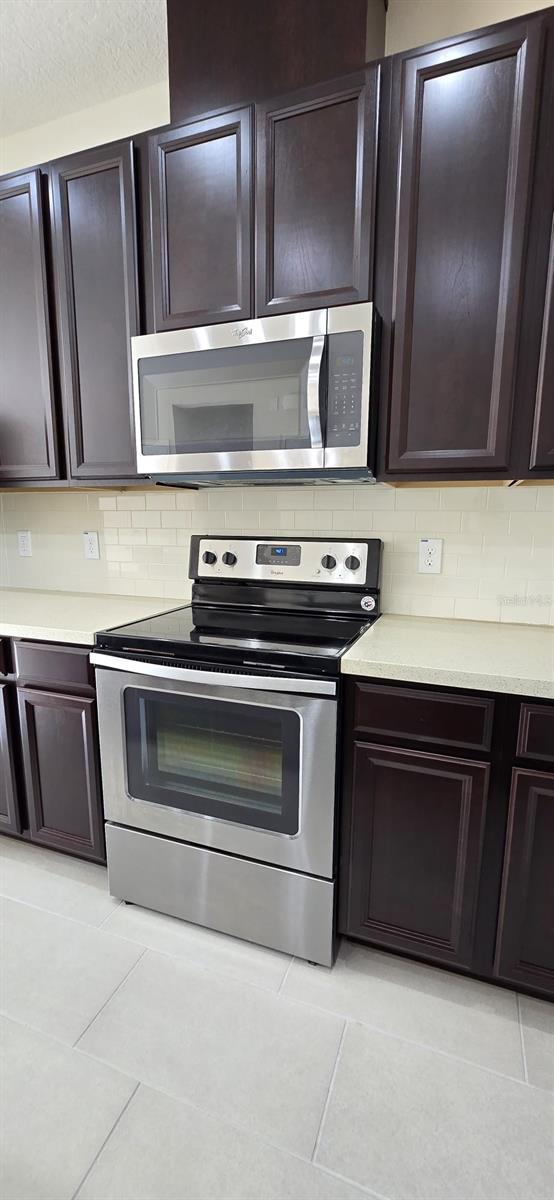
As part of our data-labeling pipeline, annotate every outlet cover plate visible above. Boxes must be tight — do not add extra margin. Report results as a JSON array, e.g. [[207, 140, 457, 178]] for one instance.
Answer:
[[83, 531, 100, 560], [17, 530, 32, 557], [418, 537, 443, 574]]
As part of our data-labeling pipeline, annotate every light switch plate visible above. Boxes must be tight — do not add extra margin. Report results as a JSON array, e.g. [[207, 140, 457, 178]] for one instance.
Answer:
[[418, 537, 443, 574], [17, 530, 32, 557], [83, 531, 100, 560]]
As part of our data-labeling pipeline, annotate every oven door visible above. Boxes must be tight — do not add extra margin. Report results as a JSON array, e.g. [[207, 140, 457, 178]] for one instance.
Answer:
[[132, 310, 327, 475], [95, 663, 337, 879]]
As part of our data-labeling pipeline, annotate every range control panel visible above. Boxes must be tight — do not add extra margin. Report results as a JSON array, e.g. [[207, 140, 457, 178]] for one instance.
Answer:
[[191, 537, 374, 587]]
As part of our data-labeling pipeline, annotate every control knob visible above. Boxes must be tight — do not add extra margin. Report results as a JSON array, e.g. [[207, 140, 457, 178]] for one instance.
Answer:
[[202, 551, 217, 565], [222, 552, 237, 566], [321, 555, 337, 570], [345, 555, 361, 571]]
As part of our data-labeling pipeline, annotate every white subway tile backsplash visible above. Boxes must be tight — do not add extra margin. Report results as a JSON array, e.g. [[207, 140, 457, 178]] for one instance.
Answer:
[[0, 484, 551, 626]]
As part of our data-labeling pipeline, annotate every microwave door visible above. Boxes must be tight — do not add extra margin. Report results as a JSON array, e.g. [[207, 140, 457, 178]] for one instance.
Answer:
[[131, 310, 327, 475]]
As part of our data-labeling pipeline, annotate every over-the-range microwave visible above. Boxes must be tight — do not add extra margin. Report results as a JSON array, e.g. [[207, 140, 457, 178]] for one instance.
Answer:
[[131, 303, 378, 485]]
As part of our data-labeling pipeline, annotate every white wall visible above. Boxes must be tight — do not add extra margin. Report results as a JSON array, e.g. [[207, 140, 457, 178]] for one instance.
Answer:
[[0, 81, 169, 174], [386, 0, 553, 54]]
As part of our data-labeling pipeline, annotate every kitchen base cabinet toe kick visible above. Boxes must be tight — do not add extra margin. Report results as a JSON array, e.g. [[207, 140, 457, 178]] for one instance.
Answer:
[[339, 678, 554, 1001]]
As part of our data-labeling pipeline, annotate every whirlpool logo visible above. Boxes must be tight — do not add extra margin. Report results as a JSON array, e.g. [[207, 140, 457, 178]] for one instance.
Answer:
[[231, 326, 253, 340]]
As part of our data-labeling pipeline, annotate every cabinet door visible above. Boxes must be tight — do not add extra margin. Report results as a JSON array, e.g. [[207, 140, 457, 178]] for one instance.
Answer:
[[256, 70, 377, 315], [0, 684, 21, 834], [383, 17, 546, 476], [340, 742, 489, 968], [49, 142, 140, 479], [529, 217, 554, 471], [149, 108, 252, 330], [17, 688, 105, 862], [0, 170, 59, 481], [494, 768, 554, 996]]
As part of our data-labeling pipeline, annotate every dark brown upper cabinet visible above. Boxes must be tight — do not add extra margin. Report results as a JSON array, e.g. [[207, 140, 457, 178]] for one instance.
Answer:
[[256, 70, 378, 315], [529, 217, 554, 472], [149, 108, 253, 331], [377, 10, 554, 480], [0, 170, 59, 481], [494, 767, 554, 996], [49, 141, 141, 479]]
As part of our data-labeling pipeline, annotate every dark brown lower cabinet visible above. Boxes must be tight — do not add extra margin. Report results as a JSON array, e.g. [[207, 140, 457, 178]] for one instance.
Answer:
[[342, 741, 489, 968], [0, 683, 21, 833], [494, 768, 554, 997], [17, 686, 105, 862]]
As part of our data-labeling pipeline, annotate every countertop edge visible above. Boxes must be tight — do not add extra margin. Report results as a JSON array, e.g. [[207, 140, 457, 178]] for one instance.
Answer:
[[340, 659, 554, 700]]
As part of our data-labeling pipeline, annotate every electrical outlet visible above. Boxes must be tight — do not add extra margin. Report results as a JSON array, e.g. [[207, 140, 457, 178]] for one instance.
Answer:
[[83, 531, 100, 560], [418, 537, 443, 574], [17, 530, 32, 557]]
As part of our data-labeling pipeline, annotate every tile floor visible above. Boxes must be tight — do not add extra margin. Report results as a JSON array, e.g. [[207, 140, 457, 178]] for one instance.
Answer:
[[1, 836, 553, 1200]]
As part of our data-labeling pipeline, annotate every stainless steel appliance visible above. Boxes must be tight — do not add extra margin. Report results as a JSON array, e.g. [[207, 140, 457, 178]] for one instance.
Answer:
[[131, 304, 376, 484], [91, 535, 381, 966]]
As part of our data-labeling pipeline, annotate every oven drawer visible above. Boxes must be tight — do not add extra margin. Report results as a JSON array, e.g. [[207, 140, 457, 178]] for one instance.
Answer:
[[95, 664, 337, 880], [13, 640, 94, 695], [106, 823, 335, 966], [352, 681, 494, 753]]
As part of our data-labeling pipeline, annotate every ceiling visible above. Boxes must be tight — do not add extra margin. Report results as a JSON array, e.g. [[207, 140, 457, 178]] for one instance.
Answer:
[[0, 0, 168, 136]]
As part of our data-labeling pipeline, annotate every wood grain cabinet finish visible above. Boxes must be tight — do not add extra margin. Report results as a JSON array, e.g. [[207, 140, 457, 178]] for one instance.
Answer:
[[0, 684, 21, 834], [49, 142, 140, 479], [353, 681, 494, 752], [383, 16, 548, 477], [494, 768, 554, 995], [17, 687, 105, 862], [340, 741, 489, 967], [13, 640, 94, 696], [149, 109, 252, 330], [0, 170, 59, 481], [256, 70, 378, 315]]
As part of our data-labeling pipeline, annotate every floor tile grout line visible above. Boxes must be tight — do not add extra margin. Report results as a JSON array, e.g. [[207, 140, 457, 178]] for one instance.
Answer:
[[310, 1019, 348, 1164], [517, 993, 529, 1083], [0, 889, 120, 932], [96, 900, 124, 929], [69, 1080, 141, 1200], [277, 955, 294, 995], [72, 947, 148, 1049]]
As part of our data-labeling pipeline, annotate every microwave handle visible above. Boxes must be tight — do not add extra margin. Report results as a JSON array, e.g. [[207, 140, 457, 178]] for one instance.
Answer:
[[307, 334, 325, 449]]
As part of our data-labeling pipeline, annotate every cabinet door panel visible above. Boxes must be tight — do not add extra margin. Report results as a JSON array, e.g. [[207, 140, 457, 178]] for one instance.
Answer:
[[340, 742, 489, 967], [256, 70, 377, 315], [0, 684, 21, 834], [494, 768, 554, 995], [529, 217, 554, 471], [385, 20, 544, 475], [0, 170, 59, 480], [150, 109, 252, 330], [49, 143, 140, 479], [17, 688, 105, 862]]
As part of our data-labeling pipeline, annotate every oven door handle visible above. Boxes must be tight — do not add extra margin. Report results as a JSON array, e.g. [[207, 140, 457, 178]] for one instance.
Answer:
[[89, 652, 337, 696], [307, 334, 325, 449]]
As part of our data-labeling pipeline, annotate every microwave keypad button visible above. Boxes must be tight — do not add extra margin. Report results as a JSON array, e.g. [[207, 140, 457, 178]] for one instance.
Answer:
[[222, 552, 237, 566], [202, 551, 217, 565]]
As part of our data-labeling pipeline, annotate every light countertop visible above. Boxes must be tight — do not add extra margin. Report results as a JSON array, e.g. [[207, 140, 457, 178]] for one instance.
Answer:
[[341, 614, 554, 699], [0, 589, 177, 647]]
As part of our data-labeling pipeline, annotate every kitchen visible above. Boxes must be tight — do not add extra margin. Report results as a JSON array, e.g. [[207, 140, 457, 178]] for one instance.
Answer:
[[0, 1, 553, 1198]]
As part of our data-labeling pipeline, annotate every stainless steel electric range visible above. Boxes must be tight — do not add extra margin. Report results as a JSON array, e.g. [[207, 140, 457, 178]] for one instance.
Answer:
[[91, 535, 382, 966]]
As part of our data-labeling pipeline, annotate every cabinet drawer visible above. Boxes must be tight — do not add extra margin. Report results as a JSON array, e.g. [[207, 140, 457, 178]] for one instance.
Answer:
[[0, 639, 11, 678], [517, 703, 554, 763], [13, 641, 94, 695], [352, 681, 494, 752]]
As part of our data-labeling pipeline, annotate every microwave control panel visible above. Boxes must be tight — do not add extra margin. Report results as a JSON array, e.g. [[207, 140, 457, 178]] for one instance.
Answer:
[[326, 331, 363, 448]]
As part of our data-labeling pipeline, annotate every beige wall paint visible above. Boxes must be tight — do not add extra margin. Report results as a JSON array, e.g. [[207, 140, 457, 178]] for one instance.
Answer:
[[0, 80, 170, 174], [385, 0, 553, 54]]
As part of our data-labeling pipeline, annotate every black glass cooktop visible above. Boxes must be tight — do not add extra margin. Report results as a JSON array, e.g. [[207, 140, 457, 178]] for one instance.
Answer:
[[95, 602, 376, 678]]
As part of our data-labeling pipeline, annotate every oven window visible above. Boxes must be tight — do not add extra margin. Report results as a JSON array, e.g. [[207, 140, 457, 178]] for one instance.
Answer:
[[138, 339, 315, 456], [124, 689, 300, 835]]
